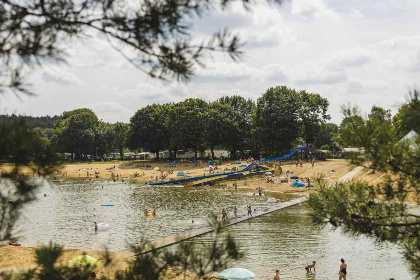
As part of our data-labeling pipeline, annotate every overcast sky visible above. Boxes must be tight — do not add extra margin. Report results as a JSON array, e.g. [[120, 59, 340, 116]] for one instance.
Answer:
[[3, 0, 420, 124]]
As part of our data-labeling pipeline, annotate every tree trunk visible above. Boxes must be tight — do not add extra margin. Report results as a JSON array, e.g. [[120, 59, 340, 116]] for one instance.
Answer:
[[155, 151, 160, 161], [173, 150, 177, 160], [119, 148, 124, 160], [194, 150, 197, 161], [211, 147, 215, 159]]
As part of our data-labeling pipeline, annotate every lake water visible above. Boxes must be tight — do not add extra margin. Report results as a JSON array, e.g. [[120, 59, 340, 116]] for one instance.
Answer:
[[17, 180, 294, 250], [15, 180, 414, 279], [190, 204, 414, 279]]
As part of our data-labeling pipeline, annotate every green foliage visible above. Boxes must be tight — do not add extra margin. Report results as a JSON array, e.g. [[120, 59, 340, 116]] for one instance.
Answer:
[[0, 0, 251, 95], [254, 86, 329, 156], [113, 122, 130, 160], [94, 123, 116, 159], [0, 115, 59, 129], [314, 123, 339, 150], [254, 86, 301, 156], [0, 118, 58, 242], [217, 96, 255, 158], [298, 90, 330, 143], [167, 98, 209, 158], [52, 109, 100, 160], [308, 103, 420, 278], [204, 102, 239, 158], [393, 90, 420, 138], [129, 104, 170, 160]]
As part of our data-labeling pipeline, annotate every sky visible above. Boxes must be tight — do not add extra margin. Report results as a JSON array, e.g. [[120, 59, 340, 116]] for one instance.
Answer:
[[2, 0, 420, 124]]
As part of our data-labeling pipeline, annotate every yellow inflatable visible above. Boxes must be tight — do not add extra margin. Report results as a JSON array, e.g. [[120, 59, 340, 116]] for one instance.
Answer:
[[143, 212, 155, 217]]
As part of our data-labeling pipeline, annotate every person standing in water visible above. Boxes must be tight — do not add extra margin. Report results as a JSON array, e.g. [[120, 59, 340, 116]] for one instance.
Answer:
[[305, 261, 316, 274], [339, 259, 347, 280], [221, 208, 228, 221], [233, 206, 237, 217], [247, 205, 252, 217], [273, 269, 280, 280]]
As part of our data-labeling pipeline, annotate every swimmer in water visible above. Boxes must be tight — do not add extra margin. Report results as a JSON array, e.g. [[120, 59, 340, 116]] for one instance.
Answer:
[[144, 209, 148, 215], [153, 209, 156, 216], [94, 222, 98, 231], [305, 261, 316, 274]]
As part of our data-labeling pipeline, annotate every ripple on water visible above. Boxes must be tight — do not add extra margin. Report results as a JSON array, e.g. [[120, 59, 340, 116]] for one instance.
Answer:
[[15, 180, 413, 279], [17, 180, 293, 251], [187, 204, 414, 280]]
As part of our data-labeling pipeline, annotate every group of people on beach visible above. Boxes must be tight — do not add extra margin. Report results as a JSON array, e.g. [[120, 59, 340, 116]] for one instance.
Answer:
[[273, 259, 347, 279]]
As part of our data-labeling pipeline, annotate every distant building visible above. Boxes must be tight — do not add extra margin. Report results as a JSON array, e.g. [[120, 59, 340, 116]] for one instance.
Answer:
[[342, 147, 364, 153], [400, 130, 419, 150]]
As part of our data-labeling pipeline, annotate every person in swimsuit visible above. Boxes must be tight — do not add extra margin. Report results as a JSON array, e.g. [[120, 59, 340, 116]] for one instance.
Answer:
[[273, 269, 280, 280], [339, 258, 347, 280], [247, 205, 252, 217], [305, 261, 316, 274], [221, 208, 228, 221]]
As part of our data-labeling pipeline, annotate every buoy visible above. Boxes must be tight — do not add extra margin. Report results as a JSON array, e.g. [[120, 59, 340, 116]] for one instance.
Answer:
[[101, 204, 114, 207]]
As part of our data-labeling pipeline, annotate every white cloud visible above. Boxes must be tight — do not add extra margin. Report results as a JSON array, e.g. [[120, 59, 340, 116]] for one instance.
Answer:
[[327, 47, 374, 68], [88, 102, 133, 123], [5, 0, 420, 125], [409, 51, 420, 72], [291, 0, 340, 20], [196, 62, 265, 82], [41, 66, 84, 85], [261, 64, 289, 82]]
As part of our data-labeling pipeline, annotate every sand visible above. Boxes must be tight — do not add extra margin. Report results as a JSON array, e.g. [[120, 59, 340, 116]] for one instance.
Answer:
[[0, 246, 205, 279], [1, 160, 244, 184], [220, 159, 354, 193], [0, 246, 131, 277]]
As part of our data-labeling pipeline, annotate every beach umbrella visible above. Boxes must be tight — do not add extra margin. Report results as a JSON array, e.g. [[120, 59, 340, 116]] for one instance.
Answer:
[[219, 268, 255, 279], [69, 255, 100, 266], [177, 171, 185, 176]]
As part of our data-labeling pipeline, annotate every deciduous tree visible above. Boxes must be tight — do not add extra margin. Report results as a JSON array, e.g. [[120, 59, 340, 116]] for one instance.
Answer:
[[129, 104, 169, 160]]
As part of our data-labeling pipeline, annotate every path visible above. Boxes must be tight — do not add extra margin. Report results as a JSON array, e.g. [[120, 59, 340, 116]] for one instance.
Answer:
[[140, 196, 308, 254], [338, 166, 363, 182]]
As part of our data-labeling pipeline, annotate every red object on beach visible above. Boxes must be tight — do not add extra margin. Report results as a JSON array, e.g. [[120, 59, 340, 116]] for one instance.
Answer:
[[9, 242, 22, 246]]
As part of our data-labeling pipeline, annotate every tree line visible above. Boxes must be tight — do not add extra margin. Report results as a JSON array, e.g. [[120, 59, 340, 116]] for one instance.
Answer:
[[3, 86, 417, 163], [1, 86, 333, 161]]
